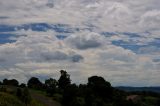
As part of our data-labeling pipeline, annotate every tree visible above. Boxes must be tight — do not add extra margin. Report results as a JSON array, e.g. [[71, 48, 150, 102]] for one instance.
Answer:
[[45, 78, 57, 96], [0, 81, 2, 85], [27, 77, 42, 89], [2, 79, 19, 86], [16, 88, 22, 98], [62, 84, 78, 106], [45, 78, 57, 87], [3, 79, 8, 85], [58, 70, 71, 89], [19, 83, 26, 88], [10, 79, 19, 86], [87, 76, 113, 100]]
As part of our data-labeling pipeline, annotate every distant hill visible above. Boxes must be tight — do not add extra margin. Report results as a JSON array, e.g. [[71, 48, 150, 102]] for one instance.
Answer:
[[116, 86, 160, 93]]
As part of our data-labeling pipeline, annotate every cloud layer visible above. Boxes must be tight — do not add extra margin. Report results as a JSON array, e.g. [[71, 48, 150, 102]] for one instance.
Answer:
[[0, 0, 159, 86]]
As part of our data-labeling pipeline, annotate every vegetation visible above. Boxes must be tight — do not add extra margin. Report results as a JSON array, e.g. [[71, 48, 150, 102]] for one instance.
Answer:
[[0, 70, 160, 106], [0, 92, 24, 106]]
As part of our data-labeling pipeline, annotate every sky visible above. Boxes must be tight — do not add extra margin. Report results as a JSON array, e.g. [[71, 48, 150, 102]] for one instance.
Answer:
[[0, 0, 160, 86]]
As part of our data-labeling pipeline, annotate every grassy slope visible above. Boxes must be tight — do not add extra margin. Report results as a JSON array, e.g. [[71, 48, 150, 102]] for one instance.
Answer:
[[30, 89, 62, 106], [0, 92, 24, 106], [0, 85, 62, 106], [0, 92, 46, 106]]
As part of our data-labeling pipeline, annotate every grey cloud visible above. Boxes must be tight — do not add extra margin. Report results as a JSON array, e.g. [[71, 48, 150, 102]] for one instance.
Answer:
[[65, 32, 106, 50], [0, 0, 160, 86], [70, 54, 84, 63], [46, 0, 54, 8], [72, 38, 101, 50], [153, 59, 160, 63], [40, 51, 84, 63], [41, 51, 68, 61]]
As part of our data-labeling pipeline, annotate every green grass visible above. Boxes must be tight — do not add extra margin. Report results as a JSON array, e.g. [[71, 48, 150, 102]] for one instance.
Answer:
[[0, 92, 24, 106], [30, 99, 46, 106], [30, 89, 46, 95], [52, 93, 63, 102], [143, 96, 159, 105]]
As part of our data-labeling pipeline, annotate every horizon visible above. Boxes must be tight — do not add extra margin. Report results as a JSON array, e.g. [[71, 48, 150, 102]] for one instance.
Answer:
[[0, 0, 160, 87]]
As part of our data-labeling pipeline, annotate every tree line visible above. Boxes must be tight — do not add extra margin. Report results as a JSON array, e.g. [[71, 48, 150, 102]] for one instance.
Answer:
[[0, 70, 160, 106]]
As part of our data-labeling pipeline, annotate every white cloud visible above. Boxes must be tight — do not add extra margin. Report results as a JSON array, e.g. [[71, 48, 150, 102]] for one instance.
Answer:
[[0, 0, 160, 86], [0, 29, 159, 86]]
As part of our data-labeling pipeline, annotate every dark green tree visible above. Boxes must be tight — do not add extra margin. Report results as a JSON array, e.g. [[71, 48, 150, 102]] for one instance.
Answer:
[[3, 79, 8, 85], [19, 83, 26, 88], [87, 76, 113, 102], [45, 78, 57, 96], [27, 77, 42, 89], [62, 84, 78, 106], [10, 79, 19, 86], [58, 70, 71, 89], [2, 79, 19, 86], [45, 78, 57, 87], [0, 81, 2, 85]]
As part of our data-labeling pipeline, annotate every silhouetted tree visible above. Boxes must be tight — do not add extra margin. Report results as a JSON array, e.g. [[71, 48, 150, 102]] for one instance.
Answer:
[[16, 88, 22, 98], [45, 78, 57, 96], [10, 79, 19, 86], [2, 79, 19, 86], [3, 79, 8, 85], [0, 81, 2, 85], [27, 77, 42, 89], [62, 84, 78, 106], [19, 83, 26, 88], [87, 76, 113, 102], [45, 78, 57, 87], [58, 70, 71, 89]]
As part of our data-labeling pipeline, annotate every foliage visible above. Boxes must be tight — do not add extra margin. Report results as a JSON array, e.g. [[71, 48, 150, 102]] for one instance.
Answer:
[[58, 70, 71, 90], [45, 78, 57, 96], [62, 84, 78, 106], [1, 70, 160, 106], [87, 76, 113, 99], [3, 79, 19, 86], [27, 77, 43, 90], [19, 83, 26, 88]]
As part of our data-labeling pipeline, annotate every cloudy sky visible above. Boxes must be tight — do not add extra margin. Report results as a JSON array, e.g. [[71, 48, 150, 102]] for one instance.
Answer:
[[0, 0, 160, 86]]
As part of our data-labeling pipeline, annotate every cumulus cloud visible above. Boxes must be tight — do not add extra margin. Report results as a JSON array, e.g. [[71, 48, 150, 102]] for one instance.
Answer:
[[65, 31, 107, 50], [0, 0, 160, 86], [0, 30, 159, 86]]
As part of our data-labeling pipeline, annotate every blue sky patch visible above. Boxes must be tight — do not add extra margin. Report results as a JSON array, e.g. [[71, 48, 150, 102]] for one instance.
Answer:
[[0, 25, 16, 32], [0, 33, 16, 44]]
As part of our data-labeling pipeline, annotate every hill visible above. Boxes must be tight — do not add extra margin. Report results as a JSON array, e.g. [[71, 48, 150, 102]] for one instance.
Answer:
[[116, 86, 160, 93]]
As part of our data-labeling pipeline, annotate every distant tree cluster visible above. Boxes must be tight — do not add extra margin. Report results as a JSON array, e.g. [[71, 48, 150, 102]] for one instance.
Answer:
[[0, 70, 160, 106], [24, 70, 132, 106], [2, 79, 19, 86]]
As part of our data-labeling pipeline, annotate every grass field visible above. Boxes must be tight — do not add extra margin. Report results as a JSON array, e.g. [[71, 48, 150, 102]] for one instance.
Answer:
[[0, 86, 61, 106]]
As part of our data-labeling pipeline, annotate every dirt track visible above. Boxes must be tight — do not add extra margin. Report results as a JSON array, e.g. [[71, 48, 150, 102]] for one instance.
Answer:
[[30, 91, 61, 106]]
